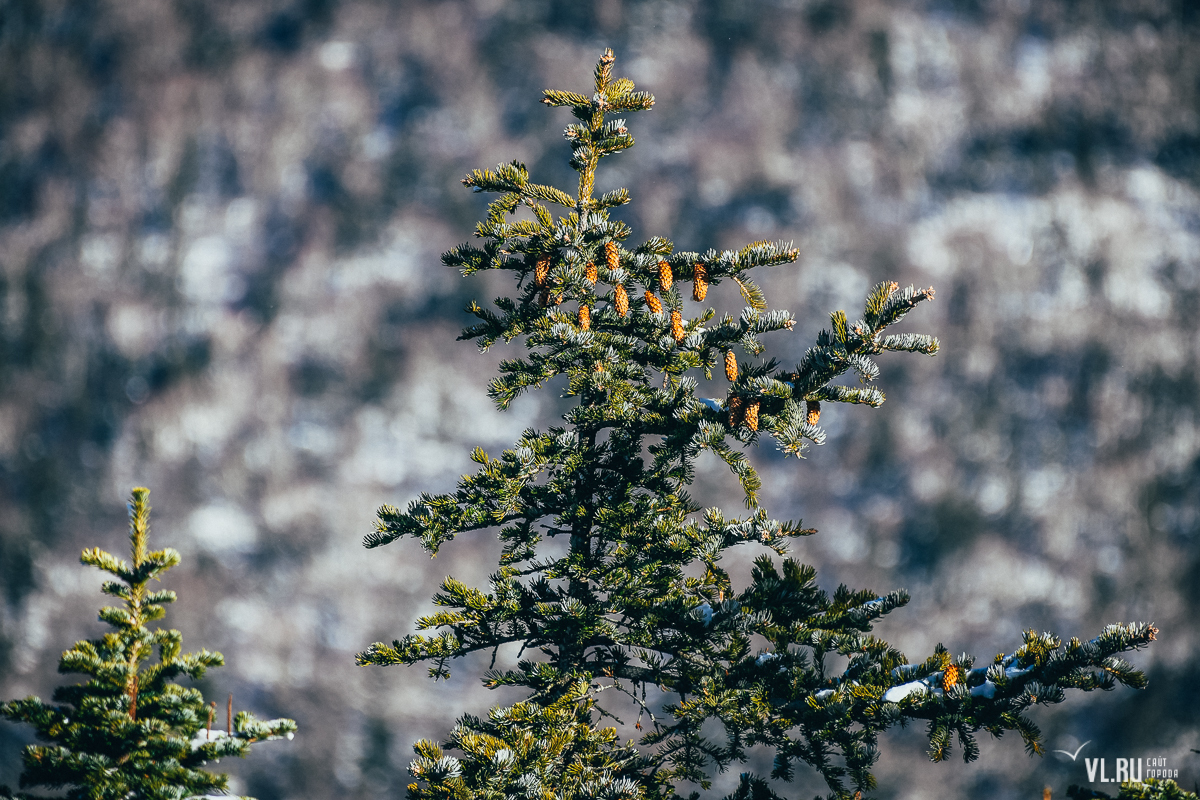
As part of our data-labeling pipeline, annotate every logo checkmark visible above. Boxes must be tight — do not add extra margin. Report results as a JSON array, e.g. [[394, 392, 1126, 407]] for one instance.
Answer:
[[1052, 741, 1092, 761]]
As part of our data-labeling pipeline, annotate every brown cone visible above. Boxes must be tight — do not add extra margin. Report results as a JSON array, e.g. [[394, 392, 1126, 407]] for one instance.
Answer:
[[586, 261, 597, 284], [725, 351, 738, 382], [805, 400, 821, 426], [604, 241, 618, 272], [670, 309, 685, 342], [727, 395, 744, 427], [614, 285, 629, 317], [578, 305, 590, 331], [658, 260, 673, 292], [535, 256, 550, 287], [941, 663, 960, 692], [644, 291, 662, 315], [693, 263, 708, 301], [745, 400, 760, 431]]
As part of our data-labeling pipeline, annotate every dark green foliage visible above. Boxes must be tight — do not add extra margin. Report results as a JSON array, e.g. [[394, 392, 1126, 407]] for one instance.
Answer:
[[407, 680, 647, 800], [0, 488, 295, 800], [358, 51, 1157, 800], [1069, 780, 1200, 800]]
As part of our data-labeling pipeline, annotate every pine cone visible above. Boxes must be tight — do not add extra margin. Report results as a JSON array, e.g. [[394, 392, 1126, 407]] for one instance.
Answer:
[[727, 395, 744, 427], [614, 284, 629, 316], [725, 351, 737, 382], [535, 255, 550, 287], [805, 400, 821, 426], [693, 263, 708, 301], [538, 289, 551, 307], [644, 291, 662, 315], [745, 400, 760, 431], [604, 241, 618, 272], [658, 260, 673, 292], [578, 305, 590, 331], [586, 261, 597, 284], [670, 309, 685, 342], [941, 663, 960, 692]]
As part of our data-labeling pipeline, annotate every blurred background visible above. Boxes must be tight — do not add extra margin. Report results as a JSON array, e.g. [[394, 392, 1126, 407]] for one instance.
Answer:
[[0, 0, 1197, 797]]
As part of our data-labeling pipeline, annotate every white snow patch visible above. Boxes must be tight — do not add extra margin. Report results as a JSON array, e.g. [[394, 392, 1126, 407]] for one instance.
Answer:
[[861, 598, 886, 615], [191, 729, 229, 749], [970, 681, 998, 699], [884, 680, 932, 703]]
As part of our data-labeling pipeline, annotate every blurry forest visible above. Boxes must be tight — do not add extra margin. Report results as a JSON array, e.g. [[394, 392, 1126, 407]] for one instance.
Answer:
[[0, 1, 1198, 798]]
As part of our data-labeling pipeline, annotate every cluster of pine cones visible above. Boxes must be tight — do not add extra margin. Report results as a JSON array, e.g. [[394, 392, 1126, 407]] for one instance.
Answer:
[[534, 244, 821, 434], [533, 243, 709, 345]]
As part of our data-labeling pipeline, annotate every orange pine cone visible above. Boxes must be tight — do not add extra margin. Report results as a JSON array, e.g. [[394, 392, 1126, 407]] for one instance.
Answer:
[[586, 261, 597, 284], [535, 256, 550, 287], [578, 305, 590, 331], [941, 663, 961, 692], [727, 395, 744, 427], [604, 241, 618, 272], [658, 260, 673, 292], [614, 284, 629, 316], [805, 400, 821, 426], [693, 263, 708, 301], [644, 291, 662, 315], [745, 400, 760, 431], [670, 309, 685, 342], [725, 351, 737, 382]]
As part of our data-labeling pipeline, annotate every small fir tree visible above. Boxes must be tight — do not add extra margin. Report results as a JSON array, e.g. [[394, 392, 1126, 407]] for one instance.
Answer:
[[358, 51, 1158, 800], [0, 488, 295, 800]]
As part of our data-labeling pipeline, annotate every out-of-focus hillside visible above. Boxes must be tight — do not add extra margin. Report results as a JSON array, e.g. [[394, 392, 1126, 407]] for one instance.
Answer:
[[0, 1, 1197, 797]]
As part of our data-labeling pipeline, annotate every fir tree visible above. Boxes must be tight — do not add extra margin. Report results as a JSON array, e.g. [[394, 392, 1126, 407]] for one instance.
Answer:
[[357, 51, 1158, 800], [0, 488, 295, 800]]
